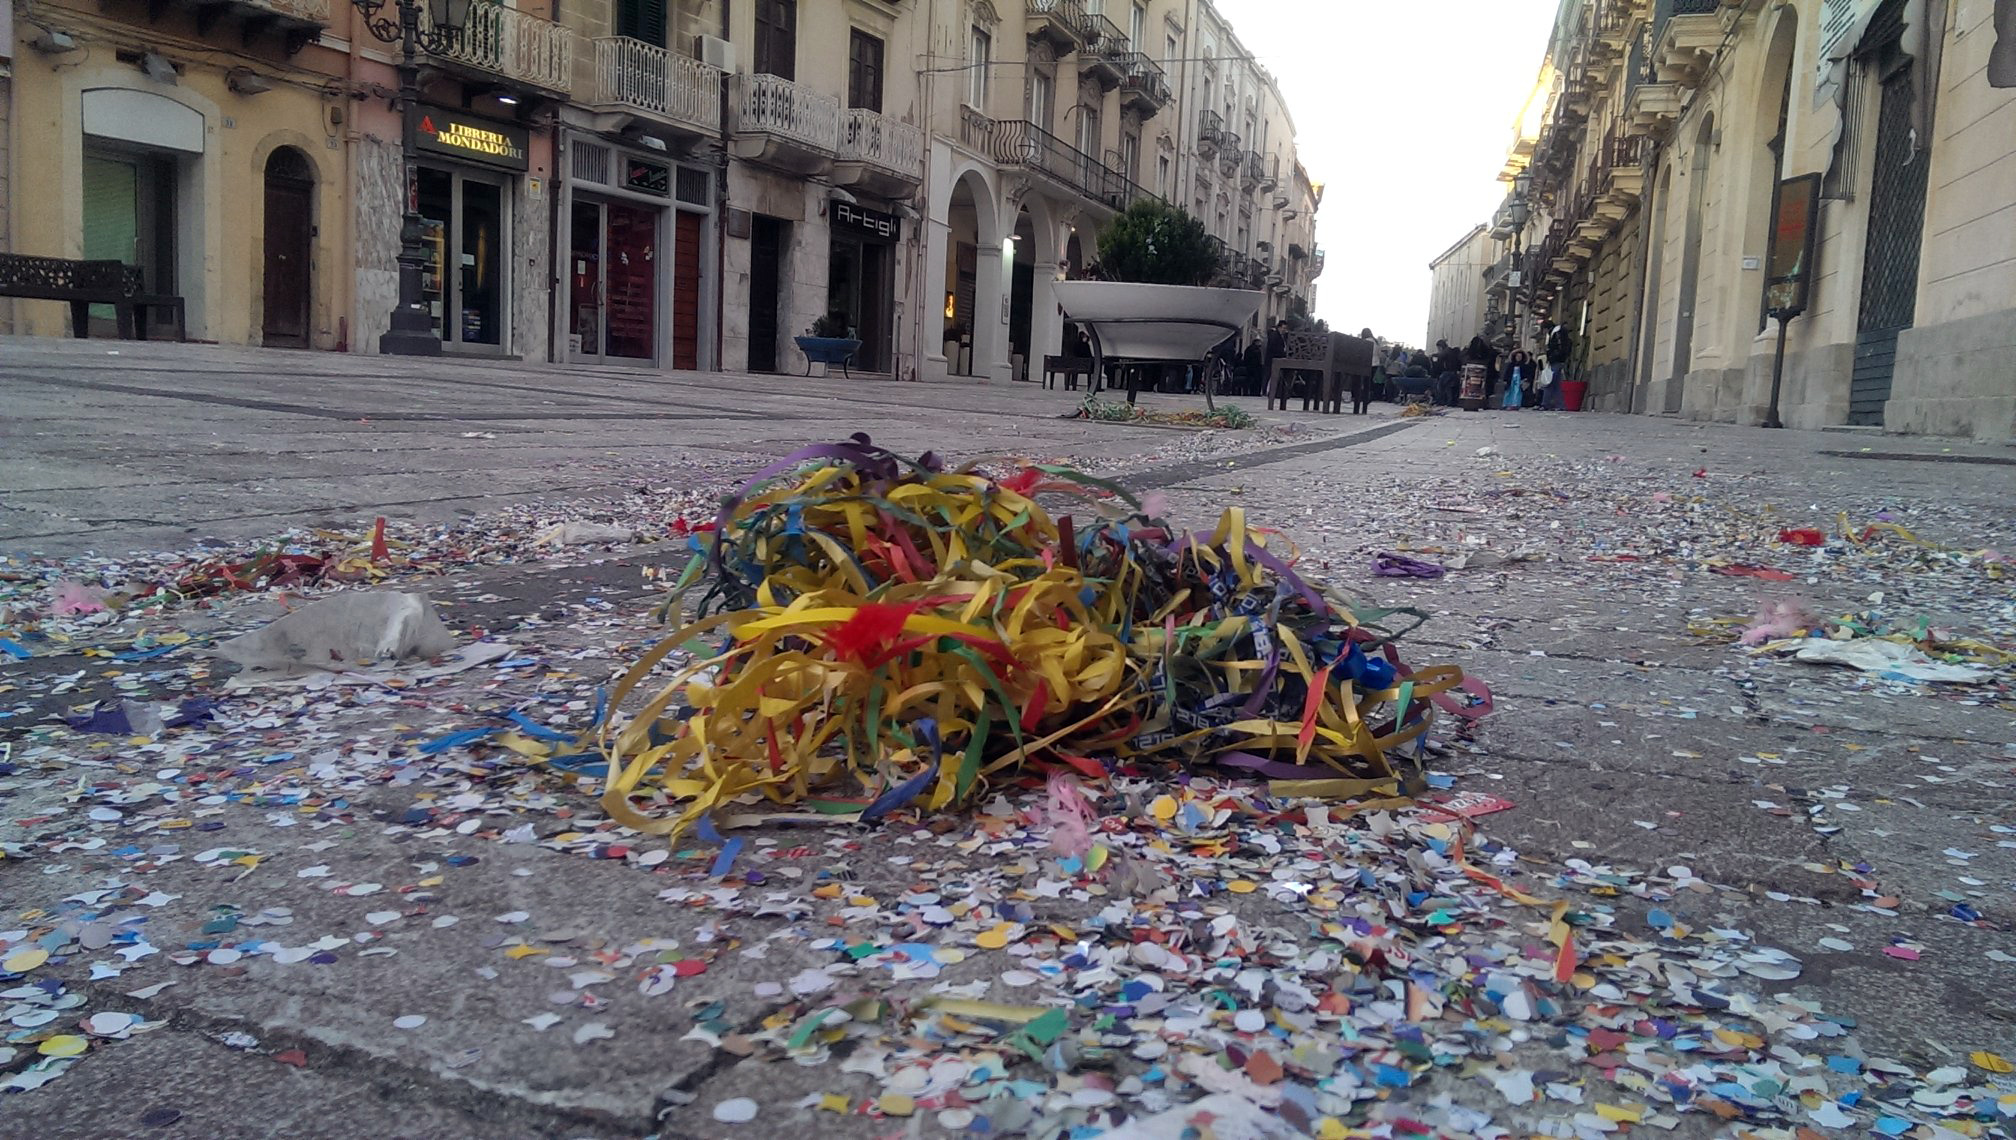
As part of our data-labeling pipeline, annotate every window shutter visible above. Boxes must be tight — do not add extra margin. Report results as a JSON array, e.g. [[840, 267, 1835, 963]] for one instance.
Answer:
[[617, 0, 667, 48]]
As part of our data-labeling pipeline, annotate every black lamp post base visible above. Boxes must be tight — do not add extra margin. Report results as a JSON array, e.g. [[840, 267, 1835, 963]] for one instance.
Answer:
[[380, 327, 443, 356]]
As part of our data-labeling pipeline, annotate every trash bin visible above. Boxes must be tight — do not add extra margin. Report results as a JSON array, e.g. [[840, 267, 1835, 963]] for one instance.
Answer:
[[1561, 379, 1589, 411], [1459, 364, 1488, 411]]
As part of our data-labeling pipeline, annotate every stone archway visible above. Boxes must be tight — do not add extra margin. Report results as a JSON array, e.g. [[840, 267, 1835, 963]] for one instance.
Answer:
[[935, 166, 1001, 378]]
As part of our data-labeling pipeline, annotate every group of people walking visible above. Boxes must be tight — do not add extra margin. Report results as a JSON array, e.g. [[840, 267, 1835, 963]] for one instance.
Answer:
[[1063, 315, 1578, 416], [1394, 320, 1575, 410]]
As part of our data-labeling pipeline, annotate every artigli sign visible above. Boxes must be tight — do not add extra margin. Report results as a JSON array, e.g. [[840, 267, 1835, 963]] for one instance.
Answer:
[[416, 108, 530, 172], [832, 200, 900, 242]]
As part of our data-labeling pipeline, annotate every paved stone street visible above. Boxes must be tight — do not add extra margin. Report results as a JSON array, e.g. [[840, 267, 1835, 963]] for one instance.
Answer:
[[2, 340, 2013, 1139]]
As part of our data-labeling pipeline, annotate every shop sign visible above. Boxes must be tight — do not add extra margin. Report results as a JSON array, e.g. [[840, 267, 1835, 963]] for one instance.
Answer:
[[832, 200, 900, 242], [417, 108, 529, 172], [624, 158, 672, 197]]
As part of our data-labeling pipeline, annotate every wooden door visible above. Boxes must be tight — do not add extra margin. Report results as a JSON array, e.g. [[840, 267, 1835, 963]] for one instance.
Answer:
[[747, 215, 784, 372], [672, 210, 703, 370], [262, 149, 314, 348], [603, 201, 658, 361]]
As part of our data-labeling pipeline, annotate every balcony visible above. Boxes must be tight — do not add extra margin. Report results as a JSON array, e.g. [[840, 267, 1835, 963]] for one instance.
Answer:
[[1650, 0, 1724, 86], [833, 108, 925, 198], [1598, 131, 1649, 204], [173, 0, 328, 54], [1078, 12, 1130, 91], [1117, 53, 1171, 117], [1257, 153, 1278, 192], [961, 114, 1140, 211], [585, 38, 723, 140], [422, 0, 572, 96], [731, 73, 840, 175], [1241, 150, 1264, 191], [1247, 257, 1266, 288], [1196, 108, 1224, 158], [1310, 247, 1324, 278], [1026, 0, 1088, 55]]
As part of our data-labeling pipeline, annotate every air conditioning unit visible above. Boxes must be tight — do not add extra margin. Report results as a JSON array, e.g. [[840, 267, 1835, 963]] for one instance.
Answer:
[[696, 34, 736, 73]]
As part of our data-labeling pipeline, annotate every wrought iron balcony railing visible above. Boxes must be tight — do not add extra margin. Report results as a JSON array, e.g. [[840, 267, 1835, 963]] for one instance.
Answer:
[[588, 37, 723, 133], [838, 107, 924, 178], [423, 0, 572, 93], [739, 72, 841, 154]]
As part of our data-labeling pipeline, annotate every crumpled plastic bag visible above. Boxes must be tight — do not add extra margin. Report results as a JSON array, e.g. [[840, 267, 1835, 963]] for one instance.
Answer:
[[533, 521, 634, 546], [214, 591, 457, 677], [1787, 637, 1992, 684]]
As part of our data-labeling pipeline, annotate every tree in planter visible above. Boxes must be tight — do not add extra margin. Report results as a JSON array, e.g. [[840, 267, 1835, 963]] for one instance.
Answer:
[[1088, 199, 1230, 409], [1092, 199, 1221, 286]]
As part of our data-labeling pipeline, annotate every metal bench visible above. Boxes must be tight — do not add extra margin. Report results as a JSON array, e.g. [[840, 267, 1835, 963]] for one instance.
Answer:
[[0, 254, 186, 341]]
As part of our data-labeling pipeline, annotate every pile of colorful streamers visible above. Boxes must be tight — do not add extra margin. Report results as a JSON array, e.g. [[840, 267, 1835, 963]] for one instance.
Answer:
[[599, 435, 1487, 839]]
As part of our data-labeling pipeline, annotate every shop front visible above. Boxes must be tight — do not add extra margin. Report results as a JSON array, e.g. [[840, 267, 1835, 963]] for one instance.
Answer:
[[559, 135, 716, 371], [413, 107, 528, 354], [827, 199, 899, 374]]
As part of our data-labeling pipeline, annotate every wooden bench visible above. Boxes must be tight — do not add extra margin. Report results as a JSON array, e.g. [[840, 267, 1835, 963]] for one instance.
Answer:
[[0, 254, 186, 341], [1042, 354, 1096, 390]]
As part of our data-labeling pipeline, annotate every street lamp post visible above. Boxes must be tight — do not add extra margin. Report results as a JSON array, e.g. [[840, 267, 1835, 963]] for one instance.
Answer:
[[350, 0, 471, 356], [1507, 173, 1533, 352]]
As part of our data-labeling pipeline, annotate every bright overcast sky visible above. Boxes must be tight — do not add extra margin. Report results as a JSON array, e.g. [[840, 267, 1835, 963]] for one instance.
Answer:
[[1217, 0, 1560, 346]]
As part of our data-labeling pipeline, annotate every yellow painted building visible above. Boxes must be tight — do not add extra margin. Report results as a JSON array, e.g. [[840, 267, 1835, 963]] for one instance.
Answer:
[[4, 0, 348, 346]]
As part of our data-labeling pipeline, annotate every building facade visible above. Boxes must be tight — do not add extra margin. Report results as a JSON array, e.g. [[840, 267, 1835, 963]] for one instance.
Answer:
[[6, 0, 1322, 380], [1425, 225, 1493, 350], [1479, 0, 2016, 439]]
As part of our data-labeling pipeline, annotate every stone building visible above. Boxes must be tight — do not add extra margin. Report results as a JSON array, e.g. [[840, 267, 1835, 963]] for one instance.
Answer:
[[5, 0, 1322, 379], [1483, 0, 2016, 438], [1426, 225, 1494, 351]]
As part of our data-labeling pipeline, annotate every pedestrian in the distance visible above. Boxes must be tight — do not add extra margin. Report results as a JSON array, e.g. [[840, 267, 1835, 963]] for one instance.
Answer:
[[1432, 339, 1457, 406], [1352, 328, 1379, 415], [1265, 320, 1290, 411], [1502, 349, 1534, 410], [1464, 335, 1496, 405], [1541, 320, 1573, 411]]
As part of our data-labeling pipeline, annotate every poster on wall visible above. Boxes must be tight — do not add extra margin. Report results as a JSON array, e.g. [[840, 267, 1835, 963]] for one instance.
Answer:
[[1765, 174, 1823, 319]]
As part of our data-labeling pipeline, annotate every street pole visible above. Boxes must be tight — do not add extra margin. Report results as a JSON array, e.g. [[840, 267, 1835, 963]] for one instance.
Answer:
[[379, 0, 443, 356], [1762, 311, 1791, 429], [352, 0, 465, 355]]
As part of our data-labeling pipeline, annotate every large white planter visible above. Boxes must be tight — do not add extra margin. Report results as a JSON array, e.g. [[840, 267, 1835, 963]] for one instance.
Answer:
[[1053, 282, 1265, 361]]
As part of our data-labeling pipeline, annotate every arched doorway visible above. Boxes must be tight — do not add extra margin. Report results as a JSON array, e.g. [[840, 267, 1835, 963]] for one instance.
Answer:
[[1009, 210, 1037, 380], [262, 147, 315, 347], [1748, 10, 1800, 334], [1850, 0, 1929, 425], [1666, 113, 1714, 413], [1637, 165, 1672, 411], [941, 170, 1000, 378]]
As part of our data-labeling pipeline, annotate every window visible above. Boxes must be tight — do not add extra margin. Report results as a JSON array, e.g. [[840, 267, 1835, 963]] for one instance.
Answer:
[[1029, 71, 1053, 130], [1076, 105, 1101, 159], [1165, 33, 1178, 67], [615, 0, 667, 48], [1156, 154, 1170, 196], [848, 28, 884, 111], [754, 0, 796, 80], [969, 27, 991, 109], [1121, 132, 1140, 182], [1130, 2, 1145, 49]]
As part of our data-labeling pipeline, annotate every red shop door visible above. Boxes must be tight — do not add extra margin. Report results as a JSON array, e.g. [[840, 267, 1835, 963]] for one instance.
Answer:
[[603, 202, 658, 362], [672, 211, 702, 370]]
